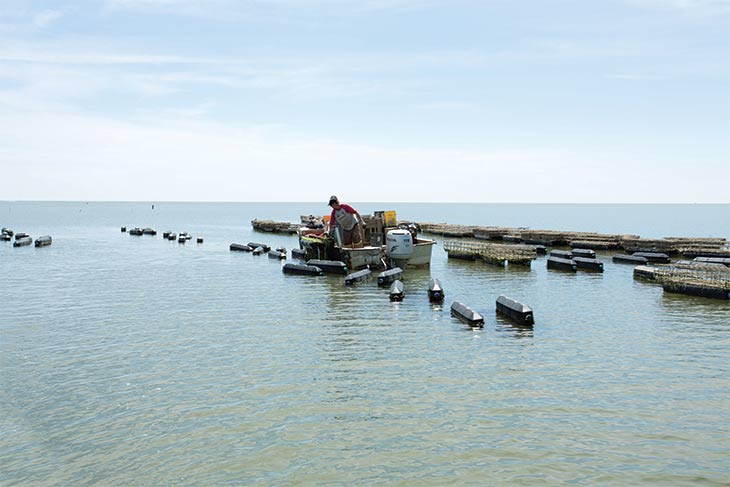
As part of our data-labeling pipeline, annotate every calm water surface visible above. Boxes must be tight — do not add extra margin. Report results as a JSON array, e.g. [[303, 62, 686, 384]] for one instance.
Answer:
[[1, 202, 729, 485]]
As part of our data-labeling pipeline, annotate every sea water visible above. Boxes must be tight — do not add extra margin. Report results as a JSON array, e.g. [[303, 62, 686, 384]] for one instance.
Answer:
[[1, 202, 729, 485]]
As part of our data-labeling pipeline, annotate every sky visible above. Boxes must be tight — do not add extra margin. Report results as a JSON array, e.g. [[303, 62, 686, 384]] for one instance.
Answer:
[[1, 0, 728, 203]]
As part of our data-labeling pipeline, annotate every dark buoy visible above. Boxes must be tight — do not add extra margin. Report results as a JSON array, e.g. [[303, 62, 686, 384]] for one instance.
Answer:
[[632, 252, 670, 264], [450, 301, 484, 327], [268, 250, 286, 259], [197, 238, 203, 244], [34, 235, 52, 247], [13, 236, 32, 247], [377, 267, 403, 286], [694, 257, 730, 266], [573, 257, 604, 272], [307, 259, 348, 274], [549, 250, 573, 260], [283, 263, 323, 276], [428, 278, 445, 303], [345, 269, 372, 286], [247, 242, 271, 252], [230, 243, 252, 252], [571, 248, 596, 259], [547, 256, 577, 272], [292, 248, 307, 260], [389, 280, 405, 301], [121, 226, 127, 233], [613, 254, 648, 264], [496, 295, 534, 326]]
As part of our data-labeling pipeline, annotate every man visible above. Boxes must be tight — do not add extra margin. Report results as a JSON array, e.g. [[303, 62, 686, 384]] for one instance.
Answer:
[[327, 195, 364, 248]]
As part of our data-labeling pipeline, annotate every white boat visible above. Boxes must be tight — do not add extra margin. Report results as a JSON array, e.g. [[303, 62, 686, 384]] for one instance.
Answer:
[[407, 237, 437, 267], [298, 212, 436, 270]]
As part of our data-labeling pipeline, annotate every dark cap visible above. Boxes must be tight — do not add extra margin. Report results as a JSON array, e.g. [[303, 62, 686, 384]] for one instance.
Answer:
[[328, 195, 338, 205]]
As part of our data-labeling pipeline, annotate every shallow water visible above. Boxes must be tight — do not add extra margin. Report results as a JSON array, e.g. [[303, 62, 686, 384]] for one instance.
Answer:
[[1, 202, 729, 485]]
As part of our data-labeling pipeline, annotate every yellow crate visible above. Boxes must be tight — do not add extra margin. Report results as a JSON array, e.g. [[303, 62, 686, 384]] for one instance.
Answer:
[[384, 210, 397, 227]]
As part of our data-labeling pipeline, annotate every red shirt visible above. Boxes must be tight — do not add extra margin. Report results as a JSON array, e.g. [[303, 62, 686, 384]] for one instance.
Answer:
[[330, 204, 358, 230]]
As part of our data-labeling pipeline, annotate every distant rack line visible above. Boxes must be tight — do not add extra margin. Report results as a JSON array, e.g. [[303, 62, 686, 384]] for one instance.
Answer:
[[418, 222, 729, 257]]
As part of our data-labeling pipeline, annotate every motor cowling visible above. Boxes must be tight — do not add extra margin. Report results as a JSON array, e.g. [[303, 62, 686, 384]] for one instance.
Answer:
[[386, 229, 413, 260]]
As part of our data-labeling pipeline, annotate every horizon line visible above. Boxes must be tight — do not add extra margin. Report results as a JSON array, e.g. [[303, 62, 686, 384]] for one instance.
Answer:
[[1, 200, 728, 205]]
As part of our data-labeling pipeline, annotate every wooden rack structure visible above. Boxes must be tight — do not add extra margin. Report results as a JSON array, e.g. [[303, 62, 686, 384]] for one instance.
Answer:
[[443, 240, 537, 267], [652, 264, 730, 299]]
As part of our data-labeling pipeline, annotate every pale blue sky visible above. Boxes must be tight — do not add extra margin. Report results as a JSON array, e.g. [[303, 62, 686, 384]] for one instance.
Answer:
[[1, 0, 728, 202]]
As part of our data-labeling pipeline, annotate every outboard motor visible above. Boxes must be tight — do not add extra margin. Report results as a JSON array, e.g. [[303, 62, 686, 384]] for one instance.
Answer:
[[386, 229, 413, 266]]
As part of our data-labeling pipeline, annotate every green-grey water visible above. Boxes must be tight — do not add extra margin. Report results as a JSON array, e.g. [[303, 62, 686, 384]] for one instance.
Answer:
[[2, 202, 729, 485]]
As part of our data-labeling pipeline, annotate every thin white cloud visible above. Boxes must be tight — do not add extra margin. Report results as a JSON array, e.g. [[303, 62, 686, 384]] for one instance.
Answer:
[[105, 0, 436, 14], [608, 74, 667, 80], [627, 0, 730, 14], [32, 9, 64, 29]]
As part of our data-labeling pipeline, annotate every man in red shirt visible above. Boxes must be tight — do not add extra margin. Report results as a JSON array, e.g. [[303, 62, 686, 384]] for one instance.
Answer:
[[327, 195, 364, 248]]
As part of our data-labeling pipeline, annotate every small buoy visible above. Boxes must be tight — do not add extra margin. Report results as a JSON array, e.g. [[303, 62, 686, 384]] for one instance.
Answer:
[[573, 257, 604, 272], [230, 243, 252, 252], [571, 248, 596, 259], [389, 280, 405, 301], [13, 236, 32, 247], [612, 254, 648, 265], [451, 301, 484, 327], [377, 267, 403, 286], [121, 226, 127, 233], [344, 269, 372, 286], [496, 295, 534, 326], [632, 252, 670, 263], [283, 263, 323, 276], [547, 256, 577, 272], [428, 278, 444, 303], [197, 238, 203, 244], [34, 235, 52, 248], [306, 260, 348, 275]]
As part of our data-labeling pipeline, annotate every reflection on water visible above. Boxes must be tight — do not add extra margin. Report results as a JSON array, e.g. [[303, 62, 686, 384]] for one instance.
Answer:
[[1, 202, 729, 485]]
